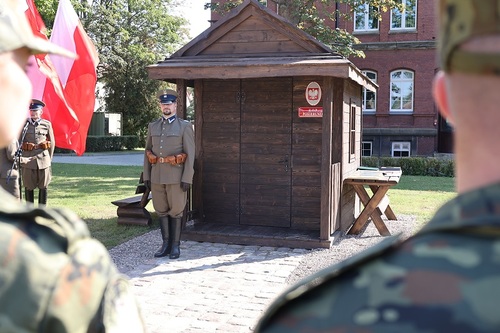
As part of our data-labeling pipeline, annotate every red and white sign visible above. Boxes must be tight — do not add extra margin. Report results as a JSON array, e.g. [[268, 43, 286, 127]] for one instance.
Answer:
[[305, 82, 322, 106], [298, 107, 323, 118]]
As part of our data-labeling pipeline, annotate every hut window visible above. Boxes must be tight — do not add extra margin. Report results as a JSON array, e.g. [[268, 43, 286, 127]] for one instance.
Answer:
[[392, 142, 411, 157], [354, 4, 379, 31], [391, 0, 417, 30], [362, 141, 372, 157], [390, 69, 414, 113], [350, 103, 356, 158], [362, 70, 377, 113]]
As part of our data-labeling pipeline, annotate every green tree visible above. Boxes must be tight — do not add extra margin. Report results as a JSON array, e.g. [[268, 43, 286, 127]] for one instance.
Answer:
[[85, 0, 187, 141], [207, 0, 403, 58], [34, 0, 188, 142]]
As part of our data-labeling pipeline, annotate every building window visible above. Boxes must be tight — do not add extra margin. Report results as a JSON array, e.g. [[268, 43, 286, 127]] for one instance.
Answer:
[[354, 4, 379, 31], [390, 70, 414, 113], [391, 0, 417, 30], [259, 0, 267, 6], [362, 141, 372, 157], [392, 142, 411, 157], [362, 70, 377, 113], [350, 102, 356, 159]]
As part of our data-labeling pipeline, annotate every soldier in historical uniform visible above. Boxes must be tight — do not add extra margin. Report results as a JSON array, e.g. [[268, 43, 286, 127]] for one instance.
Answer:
[[255, 1, 500, 332], [0, 140, 20, 200], [20, 99, 55, 205], [0, 0, 145, 331], [143, 88, 195, 259]]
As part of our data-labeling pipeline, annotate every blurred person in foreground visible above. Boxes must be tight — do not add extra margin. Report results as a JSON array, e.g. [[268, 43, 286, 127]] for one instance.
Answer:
[[255, 0, 500, 332], [0, 0, 145, 331], [0, 140, 21, 200]]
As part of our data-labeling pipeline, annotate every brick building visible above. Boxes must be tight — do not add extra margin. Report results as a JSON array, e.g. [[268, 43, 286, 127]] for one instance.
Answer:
[[210, 0, 453, 157], [339, 1, 453, 157]]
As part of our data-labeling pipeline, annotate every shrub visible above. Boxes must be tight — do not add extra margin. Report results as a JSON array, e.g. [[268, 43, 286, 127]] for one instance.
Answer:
[[54, 135, 141, 154], [361, 157, 454, 177]]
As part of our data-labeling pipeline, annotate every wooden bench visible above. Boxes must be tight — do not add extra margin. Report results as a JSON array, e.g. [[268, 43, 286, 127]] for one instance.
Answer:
[[111, 173, 152, 226]]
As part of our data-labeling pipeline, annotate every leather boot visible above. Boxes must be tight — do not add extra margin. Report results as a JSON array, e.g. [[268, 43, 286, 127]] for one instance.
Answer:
[[25, 189, 34, 203], [39, 188, 47, 205], [169, 217, 182, 259], [154, 216, 171, 257]]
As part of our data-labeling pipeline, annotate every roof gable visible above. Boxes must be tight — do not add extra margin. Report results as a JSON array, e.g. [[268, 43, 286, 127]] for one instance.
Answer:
[[172, 0, 337, 58]]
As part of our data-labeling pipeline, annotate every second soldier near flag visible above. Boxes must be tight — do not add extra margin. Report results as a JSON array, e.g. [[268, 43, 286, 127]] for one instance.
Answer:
[[20, 99, 55, 205]]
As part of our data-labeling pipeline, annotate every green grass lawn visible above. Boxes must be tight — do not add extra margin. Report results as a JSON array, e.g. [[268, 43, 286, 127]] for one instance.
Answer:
[[391, 175, 456, 226], [48, 163, 457, 249], [49, 163, 157, 249]]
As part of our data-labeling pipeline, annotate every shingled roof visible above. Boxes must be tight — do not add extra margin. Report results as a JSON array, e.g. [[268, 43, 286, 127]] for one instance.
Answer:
[[147, 0, 376, 91]]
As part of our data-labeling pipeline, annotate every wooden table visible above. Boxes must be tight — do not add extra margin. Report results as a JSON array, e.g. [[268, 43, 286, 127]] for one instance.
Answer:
[[344, 167, 402, 236]]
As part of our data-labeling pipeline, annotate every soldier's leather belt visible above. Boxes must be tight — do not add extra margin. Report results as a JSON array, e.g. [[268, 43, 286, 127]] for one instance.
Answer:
[[22, 141, 51, 151], [147, 150, 187, 166]]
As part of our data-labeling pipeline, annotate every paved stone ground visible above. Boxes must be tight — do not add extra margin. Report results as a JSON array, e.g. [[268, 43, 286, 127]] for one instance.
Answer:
[[56, 153, 419, 333], [110, 236, 310, 333]]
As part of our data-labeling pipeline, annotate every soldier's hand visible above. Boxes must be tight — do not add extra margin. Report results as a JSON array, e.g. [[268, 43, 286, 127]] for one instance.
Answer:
[[144, 180, 151, 191], [180, 182, 190, 192]]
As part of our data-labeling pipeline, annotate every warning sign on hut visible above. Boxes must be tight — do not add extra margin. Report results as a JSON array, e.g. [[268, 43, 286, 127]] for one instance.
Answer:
[[305, 82, 322, 106], [298, 107, 323, 118]]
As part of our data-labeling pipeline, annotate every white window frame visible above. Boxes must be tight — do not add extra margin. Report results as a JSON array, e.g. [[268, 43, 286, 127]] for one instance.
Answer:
[[362, 141, 373, 157], [390, 69, 414, 113], [354, 4, 379, 32], [362, 70, 377, 114], [390, 0, 417, 30], [392, 142, 411, 157]]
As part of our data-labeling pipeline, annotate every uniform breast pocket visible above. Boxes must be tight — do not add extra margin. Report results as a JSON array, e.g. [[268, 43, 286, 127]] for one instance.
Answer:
[[165, 132, 182, 146], [151, 133, 162, 147], [37, 128, 48, 139]]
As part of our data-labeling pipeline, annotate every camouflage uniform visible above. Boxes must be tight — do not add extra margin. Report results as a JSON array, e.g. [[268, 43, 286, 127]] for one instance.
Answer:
[[255, 1, 500, 331], [255, 183, 500, 332], [0, 188, 145, 332]]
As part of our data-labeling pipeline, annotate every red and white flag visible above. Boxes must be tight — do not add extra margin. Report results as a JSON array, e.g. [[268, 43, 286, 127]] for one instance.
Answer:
[[25, 0, 98, 156]]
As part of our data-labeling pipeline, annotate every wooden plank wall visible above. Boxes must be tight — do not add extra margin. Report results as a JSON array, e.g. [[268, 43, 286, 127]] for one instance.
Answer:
[[201, 79, 241, 224], [202, 16, 308, 55], [340, 79, 363, 231], [291, 77, 323, 231], [239, 78, 293, 227]]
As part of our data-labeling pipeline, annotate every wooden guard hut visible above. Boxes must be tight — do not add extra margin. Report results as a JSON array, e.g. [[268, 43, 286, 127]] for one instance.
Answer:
[[147, 0, 376, 249]]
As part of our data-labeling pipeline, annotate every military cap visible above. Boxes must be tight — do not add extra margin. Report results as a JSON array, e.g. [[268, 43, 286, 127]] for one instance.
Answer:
[[0, 0, 76, 58], [29, 99, 45, 111], [158, 89, 178, 104], [438, 0, 500, 75]]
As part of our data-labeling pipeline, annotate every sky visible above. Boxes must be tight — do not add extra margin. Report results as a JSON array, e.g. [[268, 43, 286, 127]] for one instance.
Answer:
[[177, 0, 211, 38]]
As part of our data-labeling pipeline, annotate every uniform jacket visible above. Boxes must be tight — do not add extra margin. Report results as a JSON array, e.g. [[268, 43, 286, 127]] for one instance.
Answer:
[[21, 119, 55, 170], [256, 182, 500, 333], [143, 116, 195, 185], [0, 188, 146, 332], [0, 140, 18, 180]]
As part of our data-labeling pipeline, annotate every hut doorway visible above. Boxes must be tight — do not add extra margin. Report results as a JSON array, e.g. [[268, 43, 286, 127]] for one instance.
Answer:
[[202, 77, 293, 228]]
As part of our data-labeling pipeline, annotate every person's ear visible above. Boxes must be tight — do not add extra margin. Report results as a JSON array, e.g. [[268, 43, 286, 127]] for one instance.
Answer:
[[433, 70, 454, 125]]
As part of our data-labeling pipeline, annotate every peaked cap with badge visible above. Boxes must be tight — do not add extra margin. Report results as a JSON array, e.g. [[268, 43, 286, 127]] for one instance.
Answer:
[[29, 99, 45, 111], [158, 88, 178, 104]]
